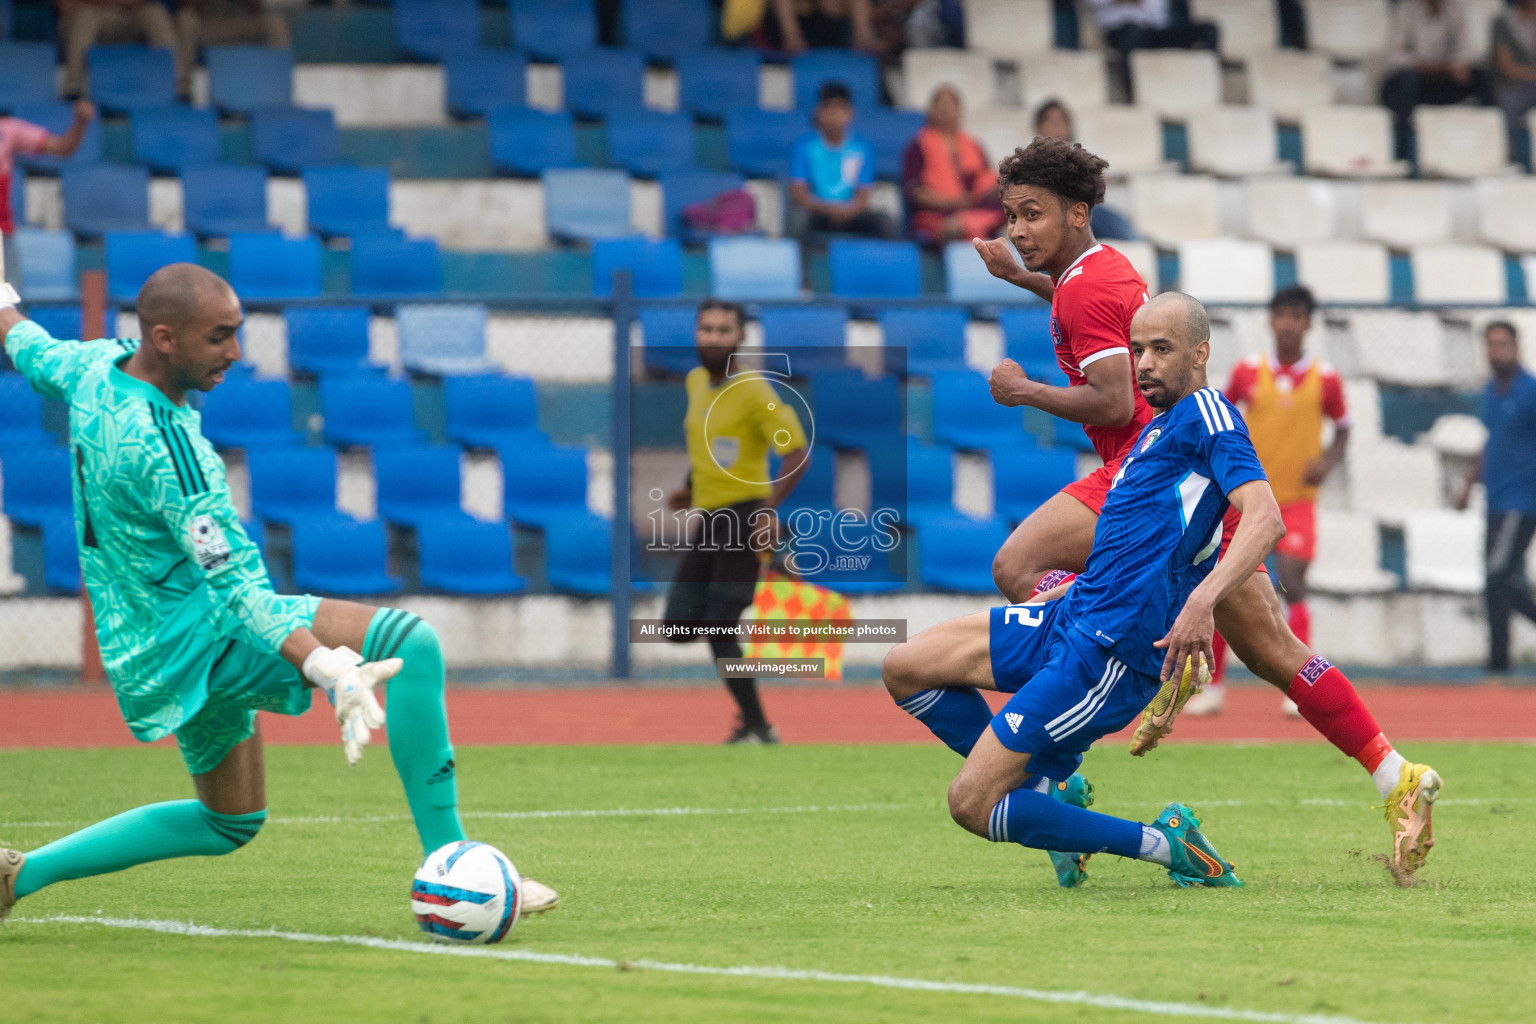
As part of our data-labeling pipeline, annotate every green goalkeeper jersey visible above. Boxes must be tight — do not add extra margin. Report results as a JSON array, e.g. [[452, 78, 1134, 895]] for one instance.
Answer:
[[5, 320, 315, 742]]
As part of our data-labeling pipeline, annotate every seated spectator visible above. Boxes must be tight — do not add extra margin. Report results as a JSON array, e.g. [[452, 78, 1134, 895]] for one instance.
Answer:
[[59, 0, 185, 99], [177, 0, 290, 74], [764, 0, 877, 53], [900, 85, 1003, 247], [1031, 100, 1137, 241], [1493, 0, 1536, 137], [1381, 0, 1493, 161], [787, 82, 898, 241], [0, 100, 97, 233], [1087, 0, 1218, 103]]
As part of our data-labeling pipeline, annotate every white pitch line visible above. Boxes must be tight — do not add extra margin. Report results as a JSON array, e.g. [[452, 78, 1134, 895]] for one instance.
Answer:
[[24, 915, 1417, 1024]]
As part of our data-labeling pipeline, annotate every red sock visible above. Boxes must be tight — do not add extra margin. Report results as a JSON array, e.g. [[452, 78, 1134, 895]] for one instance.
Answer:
[[1031, 570, 1077, 597], [1210, 631, 1227, 684], [1286, 656, 1391, 769], [1287, 602, 1311, 646]]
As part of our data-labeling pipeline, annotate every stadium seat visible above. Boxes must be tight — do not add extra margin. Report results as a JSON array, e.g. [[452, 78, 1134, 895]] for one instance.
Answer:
[[811, 370, 901, 451], [1361, 181, 1453, 249], [1294, 241, 1391, 304], [964, 0, 1053, 59], [199, 377, 303, 449], [130, 106, 219, 174], [900, 48, 996, 111], [182, 164, 270, 237], [397, 302, 494, 375], [374, 444, 464, 527], [1128, 50, 1220, 117], [604, 110, 695, 178], [1071, 106, 1168, 177], [394, 0, 479, 61], [1128, 173, 1219, 247], [12, 102, 103, 172], [915, 513, 1007, 592], [791, 49, 880, 111], [284, 306, 376, 377], [828, 240, 921, 299], [724, 108, 806, 177], [545, 511, 611, 595], [0, 43, 57, 109], [856, 108, 927, 180], [867, 437, 941, 526], [999, 306, 1068, 385], [1185, 106, 1285, 176], [10, 227, 77, 302], [250, 107, 340, 174], [676, 49, 761, 120], [1019, 49, 1109, 112], [1309, 510, 1399, 594], [1178, 239, 1275, 303], [1051, 417, 1096, 453], [1404, 510, 1482, 593], [487, 107, 578, 176], [930, 369, 1024, 450], [621, 0, 710, 59], [1475, 177, 1536, 253], [1245, 50, 1334, 120], [418, 515, 526, 595], [501, 441, 589, 527], [774, 443, 835, 518], [1347, 437, 1441, 525], [991, 447, 1079, 524], [247, 446, 337, 523], [320, 375, 427, 447], [1109, 241, 1160, 293], [943, 240, 1037, 303], [1189, 0, 1278, 58], [635, 306, 701, 376], [659, 168, 747, 239], [444, 374, 542, 449], [351, 233, 443, 297], [591, 237, 683, 298], [1350, 310, 1448, 385], [758, 304, 849, 376], [1302, 0, 1389, 60], [291, 516, 401, 595], [1410, 244, 1506, 304], [0, 375, 50, 454], [43, 513, 80, 593], [228, 232, 322, 300], [1298, 106, 1406, 177], [708, 237, 801, 300], [510, 0, 597, 59], [1412, 107, 1509, 178], [25, 306, 85, 343], [87, 45, 175, 112], [446, 50, 526, 117], [0, 446, 72, 527], [304, 166, 391, 238], [560, 49, 646, 119], [104, 230, 196, 303], [880, 306, 968, 377], [542, 168, 632, 241], [62, 165, 150, 236], [1245, 176, 1335, 248], [206, 45, 293, 114]]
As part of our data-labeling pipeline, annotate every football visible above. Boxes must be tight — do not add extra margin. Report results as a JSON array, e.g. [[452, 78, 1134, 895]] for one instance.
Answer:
[[410, 841, 522, 944]]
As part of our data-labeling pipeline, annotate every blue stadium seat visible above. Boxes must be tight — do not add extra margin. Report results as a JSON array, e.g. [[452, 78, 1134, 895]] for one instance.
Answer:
[[397, 302, 494, 375], [374, 444, 463, 527], [350, 233, 443, 297], [228, 232, 322, 300], [304, 165, 390, 237], [62, 165, 149, 236], [675, 49, 760, 120], [621, 0, 710, 59], [773, 443, 834, 518], [725, 108, 805, 177], [757, 303, 848, 375], [0, 43, 57, 109], [885, 438, 953, 529], [206, 46, 294, 114], [604, 110, 694, 177], [443, 374, 542, 449], [945, 239, 1037, 303], [248, 446, 337, 523], [992, 447, 1079, 524], [930, 369, 1025, 450], [659, 168, 746, 239], [446, 49, 526, 117], [544, 511, 610, 594], [130, 106, 219, 173], [418, 515, 527, 595], [198, 377, 304, 449], [1000, 306, 1068, 386], [501, 440, 588, 528], [11, 227, 77, 302], [291, 516, 401, 595], [811, 370, 901, 451], [320, 375, 427, 447], [487, 107, 578, 175], [1, 446, 72, 527], [12, 103, 103, 171], [25, 306, 84, 343], [791, 49, 880, 111], [829, 239, 921, 298], [916, 513, 1008, 592], [1052, 417, 1097, 453], [284, 305, 376, 377], [242, 517, 267, 560], [857, 108, 926, 179], [182, 164, 269, 236], [880, 306, 968, 376], [708, 237, 801, 300], [0, 374, 50, 455], [87, 45, 175, 112], [251, 107, 340, 174], [591, 236, 682, 298], [542, 168, 632, 241], [43, 513, 80, 593], [636, 305, 701, 376], [561, 48, 646, 119], [104, 230, 196, 303], [394, 0, 479, 61], [510, 0, 597, 58]]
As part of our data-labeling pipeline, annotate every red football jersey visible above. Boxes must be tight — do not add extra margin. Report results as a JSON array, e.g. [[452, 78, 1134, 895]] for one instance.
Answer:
[[1049, 244, 1155, 464]]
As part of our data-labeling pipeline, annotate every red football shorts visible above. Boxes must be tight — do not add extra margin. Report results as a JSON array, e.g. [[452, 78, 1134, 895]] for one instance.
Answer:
[[1061, 459, 1118, 514], [1274, 501, 1317, 562]]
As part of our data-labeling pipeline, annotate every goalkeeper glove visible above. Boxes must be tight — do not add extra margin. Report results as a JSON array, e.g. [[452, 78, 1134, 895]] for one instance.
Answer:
[[303, 645, 400, 765]]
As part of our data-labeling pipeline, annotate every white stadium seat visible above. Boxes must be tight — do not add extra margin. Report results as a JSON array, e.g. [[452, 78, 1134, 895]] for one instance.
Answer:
[[1128, 173, 1220, 246], [1405, 510, 1484, 593], [966, 108, 1031, 166], [1246, 50, 1334, 119], [1411, 244, 1507, 304], [1185, 105, 1286, 175], [1308, 510, 1400, 595], [1299, 106, 1407, 177], [1425, 413, 1488, 458], [1128, 50, 1221, 117], [900, 48, 996, 111], [1350, 309, 1449, 384], [964, 0, 1054, 60], [1475, 176, 1536, 253], [1178, 238, 1275, 303], [1020, 49, 1110, 112], [1072, 106, 1170, 176], [1301, 0, 1390, 61], [1245, 176, 1336, 247], [1412, 107, 1510, 178], [1346, 437, 1442, 526], [1190, 0, 1279, 59], [1295, 241, 1391, 303], [1107, 240, 1160, 292], [1361, 181, 1454, 249]]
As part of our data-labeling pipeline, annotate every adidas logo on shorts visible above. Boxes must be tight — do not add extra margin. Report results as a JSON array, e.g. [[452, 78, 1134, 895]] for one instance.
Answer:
[[1005, 713, 1024, 734]]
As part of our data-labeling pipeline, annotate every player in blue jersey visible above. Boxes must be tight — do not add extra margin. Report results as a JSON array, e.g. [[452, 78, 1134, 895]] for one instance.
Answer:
[[883, 291, 1285, 887]]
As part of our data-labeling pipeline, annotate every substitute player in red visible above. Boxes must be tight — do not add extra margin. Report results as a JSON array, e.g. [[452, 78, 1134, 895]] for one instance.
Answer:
[[970, 138, 1439, 878]]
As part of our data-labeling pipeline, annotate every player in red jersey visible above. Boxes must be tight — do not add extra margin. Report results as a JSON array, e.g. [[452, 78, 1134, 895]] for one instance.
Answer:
[[969, 138, 1440, 877]]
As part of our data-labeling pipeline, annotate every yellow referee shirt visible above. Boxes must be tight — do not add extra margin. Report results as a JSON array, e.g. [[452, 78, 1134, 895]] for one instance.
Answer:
[[684, 366, 807, 510]]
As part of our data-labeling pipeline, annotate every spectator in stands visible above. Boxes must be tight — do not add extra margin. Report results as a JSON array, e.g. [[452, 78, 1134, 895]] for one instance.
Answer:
[[1031, 100, 1137, 241], [0, 100, 97, 234], [763, 0, 878, 53], [1492, 0, 1536, 137], [1454, 321, 1536, 674], [787, 82, 899, 241], [1380, 0, 1493, 161], [900, 85, 1003, 247], [176, 0, 290, 75], [1086, 0, 1218, 100], [59, 0, 185, 99]]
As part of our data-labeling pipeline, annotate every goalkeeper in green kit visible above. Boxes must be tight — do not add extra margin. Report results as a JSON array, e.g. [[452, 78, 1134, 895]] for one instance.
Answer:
[[0, 261, 558, 920]]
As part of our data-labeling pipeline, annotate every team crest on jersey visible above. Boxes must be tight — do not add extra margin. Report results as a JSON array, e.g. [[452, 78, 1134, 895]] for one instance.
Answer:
[[709, 435, 739, 467], [1049, 315, 1062, 347], [1139, 427, 1162, 453], [189, 515, 231, 570]]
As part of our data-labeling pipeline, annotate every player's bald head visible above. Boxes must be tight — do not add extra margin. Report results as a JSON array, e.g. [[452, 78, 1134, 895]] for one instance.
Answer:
[[1130, 291, 1211, 409], [1135, 291, 1210, 349], [136, 263, 237, 336]]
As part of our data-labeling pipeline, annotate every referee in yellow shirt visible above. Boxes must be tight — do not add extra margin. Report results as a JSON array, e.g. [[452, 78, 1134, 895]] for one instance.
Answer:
[[663, 301, 810, 744]]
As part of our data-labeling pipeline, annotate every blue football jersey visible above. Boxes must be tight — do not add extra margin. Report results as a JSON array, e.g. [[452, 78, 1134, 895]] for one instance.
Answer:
[[1063, 386, 1268, 675]]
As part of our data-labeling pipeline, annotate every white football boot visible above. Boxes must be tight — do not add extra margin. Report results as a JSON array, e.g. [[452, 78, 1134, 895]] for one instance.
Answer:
[[520, 877, 560, 915], [0, 848, 24, 923]]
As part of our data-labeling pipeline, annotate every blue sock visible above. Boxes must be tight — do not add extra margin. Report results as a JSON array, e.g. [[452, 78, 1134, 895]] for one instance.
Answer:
[[987, 786, 1144, 859], [895, 688, 993, 757]]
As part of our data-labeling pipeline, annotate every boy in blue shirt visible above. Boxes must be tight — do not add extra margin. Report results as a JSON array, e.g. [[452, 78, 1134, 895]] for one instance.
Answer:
[[787, 82, 897, 240]]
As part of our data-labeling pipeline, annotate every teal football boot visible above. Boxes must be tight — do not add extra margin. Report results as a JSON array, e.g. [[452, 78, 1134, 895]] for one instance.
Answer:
[[1150, 802, 1243, 888], [1046, 774, 1095, 887]]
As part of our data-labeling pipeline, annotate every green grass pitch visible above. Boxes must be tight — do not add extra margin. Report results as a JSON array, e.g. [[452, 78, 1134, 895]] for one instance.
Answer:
[[1, 742, 1531, 1024]]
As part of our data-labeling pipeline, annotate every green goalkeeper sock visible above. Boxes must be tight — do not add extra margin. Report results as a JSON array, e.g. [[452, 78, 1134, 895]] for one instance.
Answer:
[[363, 609, 466, 857], [15, 801, 265, 899]]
